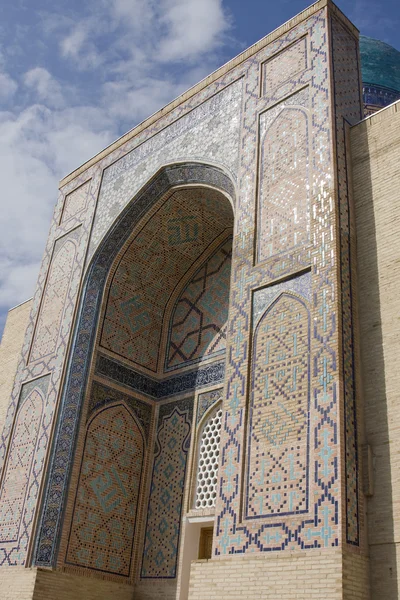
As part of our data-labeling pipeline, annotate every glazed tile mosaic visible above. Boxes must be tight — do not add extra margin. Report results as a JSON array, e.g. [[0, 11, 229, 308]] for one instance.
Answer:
[[61, 181, 91, 225], [0, 375, 49, 561], [29, 228, 82, 363], [87, 381, 152, 439], [141, 399, 192, 578], [166, 237, 232, 371], [65, 404, 145, 577], [197, 388, 224, 425], [0, 2, 365, 586], [87, 80, 242, 260], [95, 354, 225, 400], [263, 37, 308, 96], [257, 104, 310, 266], [35, 164, 234, 568], [330, 15, 363, 546], [246, 293, 310, 518], [100, 188, 233, 373]]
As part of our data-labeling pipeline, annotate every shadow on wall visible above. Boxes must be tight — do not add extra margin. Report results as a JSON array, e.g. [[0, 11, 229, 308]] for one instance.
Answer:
[[351, 115, 398, 599]]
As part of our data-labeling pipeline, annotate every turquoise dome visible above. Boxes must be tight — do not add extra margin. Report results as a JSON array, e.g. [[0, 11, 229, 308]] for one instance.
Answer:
[[360, 35, 400, 92]]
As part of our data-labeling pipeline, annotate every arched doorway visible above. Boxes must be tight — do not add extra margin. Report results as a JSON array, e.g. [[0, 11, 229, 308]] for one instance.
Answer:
[[34, 163, 235, 600]]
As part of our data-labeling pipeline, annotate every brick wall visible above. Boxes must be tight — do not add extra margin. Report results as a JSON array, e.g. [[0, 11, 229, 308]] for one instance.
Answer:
[[1, 567, 36, 600], [0, 300, 32, 433], [33, 569, 133, 600], [188, 550, 344, 599], [351, 99, 400, 600]]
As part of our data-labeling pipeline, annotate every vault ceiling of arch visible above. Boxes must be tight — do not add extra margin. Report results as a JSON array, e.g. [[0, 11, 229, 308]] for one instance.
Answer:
[[99, 187, 234, 374]]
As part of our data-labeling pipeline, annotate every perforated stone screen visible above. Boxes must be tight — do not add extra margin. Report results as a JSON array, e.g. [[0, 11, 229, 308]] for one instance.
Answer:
[[194, 406, 222, 509]]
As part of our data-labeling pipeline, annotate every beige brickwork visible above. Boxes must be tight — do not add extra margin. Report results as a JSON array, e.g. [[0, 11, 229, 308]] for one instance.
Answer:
[[0, 300, 32, 433], [33, 569, 133, 600], [351, 99, 400, 600], [0, 567, 37, 600], [189, 550, 345, 599]]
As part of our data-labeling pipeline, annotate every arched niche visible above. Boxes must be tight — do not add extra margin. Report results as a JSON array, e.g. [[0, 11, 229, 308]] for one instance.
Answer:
[[33, 162, 236, 572]]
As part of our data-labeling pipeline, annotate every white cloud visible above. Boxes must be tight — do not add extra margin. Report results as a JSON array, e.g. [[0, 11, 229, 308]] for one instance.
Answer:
[[23, 67, 64, 108], [0, 102, 116, 327], [158, 0, 231, 62], [0, 72, 17, 100], [0, 0, 235, 337]]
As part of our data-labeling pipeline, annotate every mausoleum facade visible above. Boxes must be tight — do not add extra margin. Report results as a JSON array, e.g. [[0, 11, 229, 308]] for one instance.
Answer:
[[0, 1, 400, 598]]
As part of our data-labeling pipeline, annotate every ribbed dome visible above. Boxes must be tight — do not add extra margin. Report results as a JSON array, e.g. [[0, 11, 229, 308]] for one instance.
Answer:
[[360, 35, 400, 92]]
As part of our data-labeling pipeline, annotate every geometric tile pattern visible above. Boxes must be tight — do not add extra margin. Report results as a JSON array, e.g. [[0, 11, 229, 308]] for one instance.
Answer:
[[166, 237, 232, 371], [197, 388, 224, 425], [141, 400, 192, 578], [34, 164, 234, 568], [195, 405, 222, 509], [257, 107, 310, 265], [24, 5, 363, 575], [61, 180, 91, 224], [29, 230, 80, 363], [253, 271, 311, 326], [87, 381, 152, 439], [100, 188, 233, 373], [65, 404, 144, 577], [246, 293, 310, 518], [215, 10, 343, 555], [263, 37, 308, 97], [331, 16, 363, 546], [88, 80, 242, 259], [95, 354, 225, 400], [0, 375, 49, 555]]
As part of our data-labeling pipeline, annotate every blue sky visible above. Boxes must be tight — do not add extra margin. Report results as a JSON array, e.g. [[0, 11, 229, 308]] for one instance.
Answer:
[[0, 0, 399, 337]]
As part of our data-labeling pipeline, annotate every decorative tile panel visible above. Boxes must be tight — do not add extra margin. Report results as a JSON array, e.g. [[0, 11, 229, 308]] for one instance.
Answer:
[[246, 293, 310, 518], [61, 181, 91, 224], [331, 15, 363, 546], [65, 404, 144, 577], [141, 399, 192, 578], [0, 376, 49, 547], [100, 188, 233, 372], [253, 271, 311, 325], [35, 164, 235, 570], [29, 228, 81, 363], [96, 354, 225, 400], [257, 92, 310, 270], [197, 388, 223, 425], [87, 381, 152, 440], [166, 238, 232, 371], [262, 37, 308, 98], [88, 80, 242, 259], [214, 9, 342, 556]]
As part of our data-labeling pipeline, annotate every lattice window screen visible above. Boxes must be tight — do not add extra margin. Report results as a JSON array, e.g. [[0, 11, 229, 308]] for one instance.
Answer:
[[194, 406, 222, 509]]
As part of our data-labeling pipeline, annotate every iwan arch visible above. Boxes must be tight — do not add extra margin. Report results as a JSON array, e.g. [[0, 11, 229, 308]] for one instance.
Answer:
[[1, 0, 400, 598]]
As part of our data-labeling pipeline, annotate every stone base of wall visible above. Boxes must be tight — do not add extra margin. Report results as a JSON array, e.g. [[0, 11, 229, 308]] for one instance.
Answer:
[[1, 567, 37, 600], [0, 567, 134, 600], [133, 580, 177, 600], [0, 551, 370, 600], [188, 549, 370, 600]]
